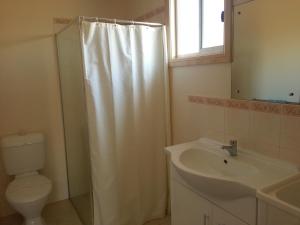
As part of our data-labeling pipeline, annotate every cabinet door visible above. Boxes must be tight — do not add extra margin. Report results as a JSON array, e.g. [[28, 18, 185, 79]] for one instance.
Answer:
[[212, 206, 248, 225], [171, 180, 212, 225]]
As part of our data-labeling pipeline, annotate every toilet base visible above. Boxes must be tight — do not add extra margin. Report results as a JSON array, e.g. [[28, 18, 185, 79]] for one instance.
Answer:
[[23, 216, 46, 225]]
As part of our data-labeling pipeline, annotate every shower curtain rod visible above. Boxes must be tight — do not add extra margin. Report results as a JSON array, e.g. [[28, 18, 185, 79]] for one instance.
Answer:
[[55, 16, 163, 35], [79, 16, 163, 27]]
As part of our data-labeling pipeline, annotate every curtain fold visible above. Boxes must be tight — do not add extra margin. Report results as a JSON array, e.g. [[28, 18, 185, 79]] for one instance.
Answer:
[[80, 21, 169, 225]]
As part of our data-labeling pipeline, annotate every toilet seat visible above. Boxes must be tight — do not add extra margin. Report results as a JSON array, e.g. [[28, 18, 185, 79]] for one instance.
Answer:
[[6, 174, 52, 204]]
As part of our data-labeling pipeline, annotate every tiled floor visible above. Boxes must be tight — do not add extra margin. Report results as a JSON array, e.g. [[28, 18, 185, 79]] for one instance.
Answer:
[[144, 216, 171, 225], [71, 194, 92, 225], [43, 200, 83, 225], [0, 199, 171, 225], [0, 213, 22, 225], [0, 200, 82, 225]]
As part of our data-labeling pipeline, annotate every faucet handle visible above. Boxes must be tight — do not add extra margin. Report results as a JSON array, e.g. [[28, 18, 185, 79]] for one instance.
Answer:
[[229, 140, 237, 146]]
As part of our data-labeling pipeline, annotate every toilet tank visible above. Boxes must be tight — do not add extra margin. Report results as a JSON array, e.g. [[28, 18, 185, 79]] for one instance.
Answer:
[[0, 133, 45, 175]]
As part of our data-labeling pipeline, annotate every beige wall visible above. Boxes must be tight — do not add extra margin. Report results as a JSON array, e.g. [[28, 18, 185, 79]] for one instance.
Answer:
[[171, 64, 231, 144], [124, 0, 165, 19], [129, 1, 300, 164], [0, 0, 127, 217], [1, 0, 299, 219]]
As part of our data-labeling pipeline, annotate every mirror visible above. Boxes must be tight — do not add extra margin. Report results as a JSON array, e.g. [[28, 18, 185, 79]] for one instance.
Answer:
[[231, 0, 300, 104]]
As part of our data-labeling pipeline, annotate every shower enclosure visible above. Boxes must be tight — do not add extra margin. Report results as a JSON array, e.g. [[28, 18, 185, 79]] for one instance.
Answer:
[[55, 17, 169, 225], [56, 20, 93, 225]]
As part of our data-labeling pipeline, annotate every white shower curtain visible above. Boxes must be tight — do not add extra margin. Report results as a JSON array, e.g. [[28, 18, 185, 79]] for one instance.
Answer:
[[80, 21, 169, 225]]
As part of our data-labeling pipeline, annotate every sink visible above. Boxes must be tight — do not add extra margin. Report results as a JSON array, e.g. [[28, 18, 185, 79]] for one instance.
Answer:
[[180, 148, 258, 178], [258, 174, 300, 217], [166, 138, 298, 200]]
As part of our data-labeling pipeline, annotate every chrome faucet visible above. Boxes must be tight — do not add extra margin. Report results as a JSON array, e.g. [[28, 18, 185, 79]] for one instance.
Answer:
[[222, 140, 238, 156]]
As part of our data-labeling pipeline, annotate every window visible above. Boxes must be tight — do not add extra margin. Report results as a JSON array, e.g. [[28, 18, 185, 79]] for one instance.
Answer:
[[169, 0, 232, 67]]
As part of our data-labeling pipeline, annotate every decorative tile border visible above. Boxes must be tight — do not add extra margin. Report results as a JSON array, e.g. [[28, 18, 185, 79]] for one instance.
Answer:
[[206, 97, 226, 107], [282, 104, 300, 117], [250, 101, 282, 114], [225, 98, 250, 110], [188, 95, 300, 117], [189, 96, 247, 109]]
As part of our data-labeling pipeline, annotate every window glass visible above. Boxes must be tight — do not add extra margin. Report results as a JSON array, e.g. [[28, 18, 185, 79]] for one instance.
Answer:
[[176, 0, 200, 55], [202, 0, 224, 48]]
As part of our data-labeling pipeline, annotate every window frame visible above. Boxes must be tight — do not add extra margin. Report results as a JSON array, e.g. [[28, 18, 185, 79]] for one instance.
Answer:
[[168, 0, 233, 67]]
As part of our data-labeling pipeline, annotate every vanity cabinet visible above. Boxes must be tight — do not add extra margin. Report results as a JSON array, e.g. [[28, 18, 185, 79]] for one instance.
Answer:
[[167, 138, 299, 225], [212, 206, 248, 225], [171, 178, 248, 225], [171, 177, 211, 225], [171, 178, 212, 225]]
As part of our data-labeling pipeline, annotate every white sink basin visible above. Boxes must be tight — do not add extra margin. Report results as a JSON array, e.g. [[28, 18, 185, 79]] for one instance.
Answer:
[[166, 138, 298, 200], [180, 148, 258, 178]]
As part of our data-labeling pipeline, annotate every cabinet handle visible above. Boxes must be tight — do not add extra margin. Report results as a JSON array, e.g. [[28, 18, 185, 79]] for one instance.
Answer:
[[203, 214, 209, 225]]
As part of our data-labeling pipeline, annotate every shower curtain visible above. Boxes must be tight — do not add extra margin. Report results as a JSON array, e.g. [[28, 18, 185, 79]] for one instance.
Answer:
[[80, 21, 169, 225]]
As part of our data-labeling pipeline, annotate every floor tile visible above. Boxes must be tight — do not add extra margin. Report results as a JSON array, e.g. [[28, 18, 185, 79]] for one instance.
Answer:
[[0, 200, 82, 225], [0, 200, 171, 225]]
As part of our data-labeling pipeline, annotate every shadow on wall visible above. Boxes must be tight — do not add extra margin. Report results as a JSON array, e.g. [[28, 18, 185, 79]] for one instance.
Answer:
[[0, 35, 53, 49]]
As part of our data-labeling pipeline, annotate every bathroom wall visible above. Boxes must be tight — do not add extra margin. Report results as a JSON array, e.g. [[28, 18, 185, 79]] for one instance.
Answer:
[[131, 1, 300, 165], [130, 0, 165, 18], [171, 64, 231, 143], [0, 0, 128, 217], [183, 96, 300, 165], [1, 0, 299, 218]]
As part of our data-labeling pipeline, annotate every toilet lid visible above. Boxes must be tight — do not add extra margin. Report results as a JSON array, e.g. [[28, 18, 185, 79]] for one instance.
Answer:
[[6, 174, 52, 204]]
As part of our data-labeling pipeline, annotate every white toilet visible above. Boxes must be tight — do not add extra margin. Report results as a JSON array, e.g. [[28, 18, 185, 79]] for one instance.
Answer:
[[1, 133, 52, 225]]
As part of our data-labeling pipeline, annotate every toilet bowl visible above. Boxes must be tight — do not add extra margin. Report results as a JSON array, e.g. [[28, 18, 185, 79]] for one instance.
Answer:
[[6, 173, 52, 225], [1, 133, 52, 225]]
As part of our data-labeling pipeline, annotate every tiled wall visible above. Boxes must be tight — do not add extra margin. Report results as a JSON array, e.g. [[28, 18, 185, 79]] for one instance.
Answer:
[[184, 96, 300, 165]]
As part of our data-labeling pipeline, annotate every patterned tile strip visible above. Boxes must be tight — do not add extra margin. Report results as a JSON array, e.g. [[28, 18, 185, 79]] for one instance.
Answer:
[[224, 99, 250, 110], [250, 101, 282, 114], [282, 104, 300, 117], [206, 97, 226, 107], [188, 95, 300, 117]]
